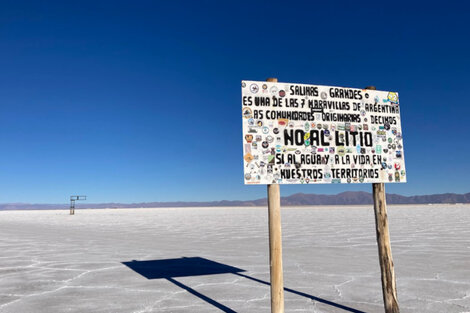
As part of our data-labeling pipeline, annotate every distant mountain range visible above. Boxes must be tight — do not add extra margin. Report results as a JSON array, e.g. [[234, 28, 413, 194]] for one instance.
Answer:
[[1, 191, 470, 210]]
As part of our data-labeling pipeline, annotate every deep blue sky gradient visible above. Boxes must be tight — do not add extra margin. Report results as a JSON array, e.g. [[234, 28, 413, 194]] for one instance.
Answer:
[[1, 1, 469, 203]]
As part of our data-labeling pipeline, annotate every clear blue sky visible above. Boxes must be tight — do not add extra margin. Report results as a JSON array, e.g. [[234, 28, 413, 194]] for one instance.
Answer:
[[1, 1, 469, 203]]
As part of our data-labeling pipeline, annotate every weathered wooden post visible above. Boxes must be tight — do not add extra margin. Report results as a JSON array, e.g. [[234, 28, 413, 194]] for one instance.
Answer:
[[70, 198, 75, 215], [366, 86, 400, 313], [266, 77, 285, 313]]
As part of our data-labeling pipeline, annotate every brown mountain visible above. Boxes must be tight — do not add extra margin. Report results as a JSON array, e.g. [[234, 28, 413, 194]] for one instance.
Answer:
[[1, 192, 469, 210]]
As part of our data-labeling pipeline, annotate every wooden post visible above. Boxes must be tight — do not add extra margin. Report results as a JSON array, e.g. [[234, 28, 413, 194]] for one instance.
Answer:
[[366, 86, 400, 313], [268, 183, 284, 313], [266, 78, 284, 313], [266, 77, 285, 313]]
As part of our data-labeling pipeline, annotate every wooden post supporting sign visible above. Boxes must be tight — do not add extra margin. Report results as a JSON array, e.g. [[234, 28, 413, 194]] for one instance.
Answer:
[[366, 86, 400, 313], [266, 77, 285, 313]]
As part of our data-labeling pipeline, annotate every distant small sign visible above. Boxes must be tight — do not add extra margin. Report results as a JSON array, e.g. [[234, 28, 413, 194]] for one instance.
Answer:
[[241, 80, 406, 184]]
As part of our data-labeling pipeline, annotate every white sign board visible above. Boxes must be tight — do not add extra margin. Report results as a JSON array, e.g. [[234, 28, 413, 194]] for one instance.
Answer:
[[242, 80, 406, 185]]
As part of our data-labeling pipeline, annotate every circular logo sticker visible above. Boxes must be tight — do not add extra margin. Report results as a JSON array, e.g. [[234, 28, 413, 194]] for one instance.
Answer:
[[337, 146, 345, 156], [279, 90, 286, 97], [242, 107, 252, 119], [250, 84, 259, 94], [244, 153, 254, 163]]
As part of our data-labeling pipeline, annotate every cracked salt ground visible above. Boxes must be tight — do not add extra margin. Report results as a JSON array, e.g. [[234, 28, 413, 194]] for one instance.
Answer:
[[0, 205, 469, 312]]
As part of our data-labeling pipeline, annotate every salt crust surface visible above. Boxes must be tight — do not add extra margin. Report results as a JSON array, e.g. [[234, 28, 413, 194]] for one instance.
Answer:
[[0, 205, 469, 312]]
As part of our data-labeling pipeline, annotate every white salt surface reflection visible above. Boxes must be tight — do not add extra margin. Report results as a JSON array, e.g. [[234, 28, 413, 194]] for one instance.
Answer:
[[0, 205, 469, 312]]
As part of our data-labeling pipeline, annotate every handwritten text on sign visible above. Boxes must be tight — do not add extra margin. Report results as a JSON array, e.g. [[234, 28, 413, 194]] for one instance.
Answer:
[[241, 81, 406, 185]]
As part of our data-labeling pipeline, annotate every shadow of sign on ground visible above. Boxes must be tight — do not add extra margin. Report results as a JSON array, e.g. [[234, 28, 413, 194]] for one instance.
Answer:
[[122, 257, 365, 313]]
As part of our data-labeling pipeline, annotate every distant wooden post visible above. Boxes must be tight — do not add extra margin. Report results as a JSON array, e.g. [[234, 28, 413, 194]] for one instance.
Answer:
[[70, 199, 75, 215], [366, 86, 400, 313], [266, 77, 285, 313]]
